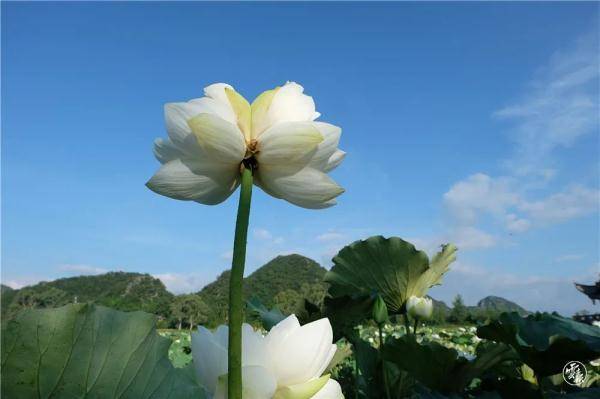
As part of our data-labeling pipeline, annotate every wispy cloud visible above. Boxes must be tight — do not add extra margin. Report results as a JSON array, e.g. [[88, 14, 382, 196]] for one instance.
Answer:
[[1, 275, 48, 289], [494, 32, 599, 176], [316, 232, 346, 242], [58, 264, 109, 275], [435, 32, 599, 251], [441, 173, 599, 247], [153, 272, 215, 294], [518, 185, 599, 225]]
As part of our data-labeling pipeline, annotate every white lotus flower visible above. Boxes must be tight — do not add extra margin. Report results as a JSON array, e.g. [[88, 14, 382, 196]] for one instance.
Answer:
[[147, 82, 345, 209], [191, 315, 343, 399], [406, 296, 433, 319]]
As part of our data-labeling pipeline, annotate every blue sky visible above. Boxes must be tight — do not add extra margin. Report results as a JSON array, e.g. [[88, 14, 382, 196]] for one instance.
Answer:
[[2, 2, 599, 315]]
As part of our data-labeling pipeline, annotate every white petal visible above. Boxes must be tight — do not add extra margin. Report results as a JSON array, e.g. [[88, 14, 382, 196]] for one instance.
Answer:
[[213, 366, 277, 399], [214, 324, 229, 348], [256, 122, 323, 168], [146, 158, 239, 205], [242, 324, 269, 368], [274, 375, 330, 399], [153, 138, 184, 164], [265, 315, 301, 355], [187, 113, 246, 164], [163, 83, 237, 146], [308, 122, 342, 171], [189, 97, 237, 125], [256, 167, 344, 209], [266, 317, 336, 386], [242, 366, 278, 399], [204, 83, 234, 105], [323, 150, 345, 173], [192, 327, 228, 395], [265, 82, 319, 130], [311, 379, 344, 399], [164, 102, 200, 146]]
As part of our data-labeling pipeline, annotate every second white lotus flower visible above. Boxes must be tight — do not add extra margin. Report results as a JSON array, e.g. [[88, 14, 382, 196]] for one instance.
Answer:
[[191, 315, 344, 399], [147, 82, 345, 209], [406, 296, 433, 319]]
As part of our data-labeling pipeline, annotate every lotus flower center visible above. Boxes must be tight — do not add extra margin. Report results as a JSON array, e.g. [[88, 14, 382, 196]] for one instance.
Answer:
[[246, 139, 259, 157]]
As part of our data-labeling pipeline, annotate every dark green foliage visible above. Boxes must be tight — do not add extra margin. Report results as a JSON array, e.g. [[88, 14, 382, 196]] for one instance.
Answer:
[[449, 295, 469, 323], [197, 254, 327, 326], [244, 254, 327, 307], [170, 294, 210, 330], [383, 335, 517, 394], [477, 312, 600, 377], [3, 272, 174, 320], [1, 304, 204, 399]]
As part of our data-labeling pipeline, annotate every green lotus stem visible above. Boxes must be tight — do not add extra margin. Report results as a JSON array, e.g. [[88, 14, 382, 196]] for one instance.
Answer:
[[403, 314, 411, 336], [413, 317, 419, 335], [228, 166, 253, 399], [378, 324, 392, 399]]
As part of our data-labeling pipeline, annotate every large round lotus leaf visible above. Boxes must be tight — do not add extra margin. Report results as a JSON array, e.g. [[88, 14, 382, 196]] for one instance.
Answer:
[[477, 312, 600, 377], [1, 304, 205, 399], [325, 236, 456, 313]]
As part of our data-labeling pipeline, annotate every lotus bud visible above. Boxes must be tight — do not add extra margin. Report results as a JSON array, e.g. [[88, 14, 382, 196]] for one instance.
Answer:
[[406, 296, 433, 319], [372, 295, 389, 325]]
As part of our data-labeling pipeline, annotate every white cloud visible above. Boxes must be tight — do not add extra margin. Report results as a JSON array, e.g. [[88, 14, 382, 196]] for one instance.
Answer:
[[220, 250, 233, 261], [441, 173, 599, 247], [58, 264, 109, 275], [494, 32, 599, 176], [448, 226, 496, 250], [253, 228, 273, 240], [252, 228, 283, 245], [518, 185, 599, 225], [154, 272, 215, 294], [444, 173, 519, 225], [555, 254, 585, 263], [505, 213, 531, 233], [316, 232, 346, 242], [1, 275, 48, 289]]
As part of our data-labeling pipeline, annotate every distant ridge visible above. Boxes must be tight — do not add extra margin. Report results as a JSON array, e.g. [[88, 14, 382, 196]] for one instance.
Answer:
[[476, 295, 528, 315], [1, 272, 173, 319], [2, 256, 531, 326]]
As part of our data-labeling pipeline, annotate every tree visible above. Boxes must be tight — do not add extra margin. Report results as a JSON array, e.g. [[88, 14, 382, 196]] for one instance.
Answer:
[[449, 294, 468, 323], [274, 289, 302, 315], [170, 295, 187, 330], [183, 295, 210, 330]]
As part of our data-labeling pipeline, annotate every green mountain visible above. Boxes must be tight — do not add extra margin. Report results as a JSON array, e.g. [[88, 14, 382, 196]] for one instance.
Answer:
[[197, 254, 327, 326], [2, 272, 173, 319], [1, 284, 14, 293], [245, 254, 327, 304], [476, 295, 528, 315]]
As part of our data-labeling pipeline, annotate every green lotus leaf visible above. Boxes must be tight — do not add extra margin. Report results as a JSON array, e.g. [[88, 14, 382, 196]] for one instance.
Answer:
[[323, 294, 375, 341], [477, 312, 600, 377], [1, 303, 205, 399], [246, 296, 286, 330], [325, 236, 456, 313], [383, 335, 516, 394], [350, 335, 386, 399]]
